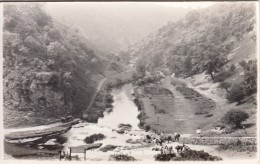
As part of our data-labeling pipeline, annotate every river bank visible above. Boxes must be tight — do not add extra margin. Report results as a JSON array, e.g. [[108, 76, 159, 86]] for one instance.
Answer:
[[4, 82, 257, 161]]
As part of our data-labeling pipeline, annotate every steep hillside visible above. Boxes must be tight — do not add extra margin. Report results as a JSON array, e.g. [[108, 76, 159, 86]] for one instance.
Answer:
[[125, 2, 257, 136], [127, 2, 257, 78], [45, 2, 190, 53], [3, 3, 122, 128]]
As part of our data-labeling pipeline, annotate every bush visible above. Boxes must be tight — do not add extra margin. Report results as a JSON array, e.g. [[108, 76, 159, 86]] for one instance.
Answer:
[[55, 135, 67, 144], [205, 114, 213, 117], [109, 153, 136, 161], [154, 153, 176, 161], [173, 149, 222, 161], [144, 124, 151, 132], [218, 82, 231, 92], [99, 145, 118, 152], [195, 111, 208, 115], [213, 71, 233, 83], [118, 123, 132, 129], [84, 133, 105, 144], [226, 84, 246, 103], [221, 109, 249, 128]]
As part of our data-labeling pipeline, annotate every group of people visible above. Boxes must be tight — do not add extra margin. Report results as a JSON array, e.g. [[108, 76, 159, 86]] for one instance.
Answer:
[[145, 129, 181, 146], [152, 145, 174, 154], [152, 144, 190, 154]]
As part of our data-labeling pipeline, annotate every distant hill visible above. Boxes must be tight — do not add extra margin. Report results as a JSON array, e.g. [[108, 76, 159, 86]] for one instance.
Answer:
[[3, 3, 122, 128], [127, 2, 257, 79], [45, 2, 191, 53]]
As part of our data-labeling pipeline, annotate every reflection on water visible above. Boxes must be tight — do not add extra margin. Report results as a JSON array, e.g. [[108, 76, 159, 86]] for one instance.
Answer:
[[98, 84, 140, 130], [62, 83, 141, 148]]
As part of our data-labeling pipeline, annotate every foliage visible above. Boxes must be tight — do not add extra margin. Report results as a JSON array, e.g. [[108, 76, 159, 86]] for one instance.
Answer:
[[3, 3, 120, 127], [239, 60, 257, 95], [226, 84, 246, 103], [144, 124, 151, 132], [213, 70, 234, 83], [218, 82, 231, 92], [221, 109, 249, 128], [84, 133, 105, 144], [109, 153, 136, 161], [127, 2, 256, 78], [99, 145, 118, 152], [204, 50, 227, 80], [135, 60, 146, 76], [216, 143, 257, 152], [154, 153, 176, 161], [173, 149, 222, 161]]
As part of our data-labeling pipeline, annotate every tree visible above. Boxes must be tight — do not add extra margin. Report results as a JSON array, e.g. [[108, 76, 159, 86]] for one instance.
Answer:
[[136, 61, 146, 76], [218, 82, 231, 93], [229, 64, 236, 72], [226, 84, 245, 103], [221, 109, 249, 128], [204, 54, 226, 80], [239, 60, 257, 95], [202, 43, 228, 81], [184, 56, 192, 76]]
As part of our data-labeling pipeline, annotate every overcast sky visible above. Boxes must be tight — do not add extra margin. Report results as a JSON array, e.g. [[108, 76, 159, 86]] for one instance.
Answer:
[[153, 2, 217, 9]]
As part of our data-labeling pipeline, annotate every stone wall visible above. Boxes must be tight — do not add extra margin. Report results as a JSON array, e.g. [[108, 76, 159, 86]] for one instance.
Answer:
[[180, 137, 257, 145]]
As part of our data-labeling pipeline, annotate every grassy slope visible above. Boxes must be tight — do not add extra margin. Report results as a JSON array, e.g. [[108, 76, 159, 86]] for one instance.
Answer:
[[137, 78, 218, 134], [183, 34, 257, 137]]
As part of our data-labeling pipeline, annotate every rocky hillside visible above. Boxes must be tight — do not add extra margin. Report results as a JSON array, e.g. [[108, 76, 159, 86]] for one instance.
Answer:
[[3, 4, 122, 128], [127, 2, 257, 79]]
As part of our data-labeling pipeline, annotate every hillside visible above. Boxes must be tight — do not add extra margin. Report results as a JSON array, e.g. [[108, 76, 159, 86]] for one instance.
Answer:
[[127, 2, 257, 77], [124, 2, 257, 136], [3, 3, 122, 128]]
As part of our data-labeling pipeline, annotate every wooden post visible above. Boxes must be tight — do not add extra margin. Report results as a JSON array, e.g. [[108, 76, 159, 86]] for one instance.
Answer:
[[69, 148, 72, 161], [84, 149, 86, 161], [58, 151, 62, 161]]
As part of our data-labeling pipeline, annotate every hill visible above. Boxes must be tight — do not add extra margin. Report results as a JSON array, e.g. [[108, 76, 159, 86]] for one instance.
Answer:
[[127, 2, 257, 77], [124, 2, 257, 136], [3, 3, 122, 128]]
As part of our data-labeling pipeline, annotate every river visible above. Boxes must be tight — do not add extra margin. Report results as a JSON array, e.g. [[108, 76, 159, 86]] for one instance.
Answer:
[[62, 84, 143, 152]]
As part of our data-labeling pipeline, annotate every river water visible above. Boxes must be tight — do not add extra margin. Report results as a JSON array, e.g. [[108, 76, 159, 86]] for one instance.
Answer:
[[62, 83, 143, 150]]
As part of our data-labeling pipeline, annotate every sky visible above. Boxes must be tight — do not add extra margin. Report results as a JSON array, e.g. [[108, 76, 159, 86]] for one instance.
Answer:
[[153, 2, 217, 9]]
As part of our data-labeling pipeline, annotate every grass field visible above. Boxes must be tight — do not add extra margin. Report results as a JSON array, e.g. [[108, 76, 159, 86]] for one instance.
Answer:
[[136, 77, 219, 134]]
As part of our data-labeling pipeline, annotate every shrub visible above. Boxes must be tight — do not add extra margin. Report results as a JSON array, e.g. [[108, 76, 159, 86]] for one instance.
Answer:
[[213, 71, 233, 83], [221, 109, 249, 128], [109, 153, 136, 161], [216, 143, 257, 152], [118, 123, 132, 129], [55, 135, 67, 144], [99, 145, 118, 152], [230, 64, 236, 72], [82, 113, 99, 123], [173, 149, 222, 161], [154, 153, 176, 161], [205, 114, 213, 117], [195, 111, 208, 115], [84, 133, 105, 144], [218, 82, 231, 92], [144, 124, 151, 132], [226, 84, 246, 103]]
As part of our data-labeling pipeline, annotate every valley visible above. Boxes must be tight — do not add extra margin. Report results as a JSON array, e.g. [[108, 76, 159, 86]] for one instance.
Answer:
[[2, 2, 258, 162]]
